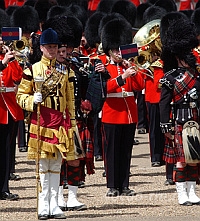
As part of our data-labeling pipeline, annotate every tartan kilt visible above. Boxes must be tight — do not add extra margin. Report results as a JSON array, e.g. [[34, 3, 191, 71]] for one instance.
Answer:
[[163, 108, 199, 164], [163, 137, 177, 164]]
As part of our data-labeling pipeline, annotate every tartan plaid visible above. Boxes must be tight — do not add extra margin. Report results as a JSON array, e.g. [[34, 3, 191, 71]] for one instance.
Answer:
[[174, 70, 195, 102], [77, 119, 95, 175], [163, 108, 199, 163]]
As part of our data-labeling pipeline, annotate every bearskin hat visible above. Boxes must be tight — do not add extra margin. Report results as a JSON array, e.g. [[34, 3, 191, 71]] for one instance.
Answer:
[[111, 0, 137, 27], [42, 15, 83, 48], [98, 12, 125, 39], [191, 8, 200, 36], [34, 0, 57, 23], [135, 2, 152, 28], [96, 0, 118, 14], [0, 9, 10, 33], [161, 18, 198, 72], [180, 9, 193, 19], [84, 11, 106, 48], [5, 6, 20, 17], [160, 11, 188, 45], [65, 4, 88, 30], [101, 17, 132, 56], [143, 5, 167, 24], [46, 5, 68, 20], [195, 0, 200, 9], [154, 0, 177, 12], [10, 5, 39, 34]]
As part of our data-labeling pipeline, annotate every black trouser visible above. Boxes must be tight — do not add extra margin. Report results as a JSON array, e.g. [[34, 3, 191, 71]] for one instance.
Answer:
[[103, 123, 135, 189], [136, 91, 148, 131], [146, 102, 165, 163], [0, 113, 18, 193], [93, 113, 103, 157]]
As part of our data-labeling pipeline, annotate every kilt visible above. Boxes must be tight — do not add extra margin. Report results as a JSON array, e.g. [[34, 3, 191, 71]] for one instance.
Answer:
[[163, 108, 199, 164]]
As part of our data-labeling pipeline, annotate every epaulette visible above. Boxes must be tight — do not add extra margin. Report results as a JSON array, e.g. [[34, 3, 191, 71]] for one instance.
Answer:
[[151, 59, 163, 68]]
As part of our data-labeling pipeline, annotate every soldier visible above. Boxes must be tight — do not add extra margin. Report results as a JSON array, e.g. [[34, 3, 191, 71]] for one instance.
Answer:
[[16, 28, 72, 219], [159, 17, 200, 206]]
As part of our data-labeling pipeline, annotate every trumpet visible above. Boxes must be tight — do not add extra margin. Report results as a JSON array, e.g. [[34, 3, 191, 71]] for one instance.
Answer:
[[108, 49, 154, 78]]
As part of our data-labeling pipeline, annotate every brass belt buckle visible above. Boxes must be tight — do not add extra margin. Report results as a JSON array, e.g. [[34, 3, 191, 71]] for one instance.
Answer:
[[122, 91, 128, 97], [0, 87, 6, 93]]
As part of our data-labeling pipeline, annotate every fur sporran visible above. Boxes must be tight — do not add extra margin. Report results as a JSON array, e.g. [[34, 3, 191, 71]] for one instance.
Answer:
[[182, 121, 200, 163]]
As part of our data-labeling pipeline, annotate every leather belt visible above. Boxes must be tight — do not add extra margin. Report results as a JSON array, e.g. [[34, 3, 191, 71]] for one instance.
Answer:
[[107, 91, 134, 98], [0, 87, 15, 93], [175, 102, 197, 109]]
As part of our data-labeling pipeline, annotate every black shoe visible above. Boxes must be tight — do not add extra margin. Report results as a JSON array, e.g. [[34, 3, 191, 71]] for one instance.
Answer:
[[59, 206, 67, 211], [19, 146, 27, 152], [164, 179, 175, 185], [78, 181, 85, 188], [63, 180, 68, 189], [151, 162, 161, 167], [120, 187, 136, 196], [1, 192, 19, 200], [38, 214, 49, 220], [67, 204, 87, 211], [50, 213, 66, 219], [138, 128, 146, 134], [180, 201, 193, 206], [95, 155, 103, 161], [9, 173, 21, 181], [102, 171, 106, 177], [106, 188, 120, 197], [133, 139, 140, 145]]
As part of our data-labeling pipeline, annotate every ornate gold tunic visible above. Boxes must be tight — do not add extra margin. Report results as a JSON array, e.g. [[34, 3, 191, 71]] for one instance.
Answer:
[[16, 56, 76, 160]]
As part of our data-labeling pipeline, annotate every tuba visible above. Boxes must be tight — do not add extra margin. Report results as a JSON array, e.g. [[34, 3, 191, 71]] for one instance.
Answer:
[[133, 19, 162, 78]]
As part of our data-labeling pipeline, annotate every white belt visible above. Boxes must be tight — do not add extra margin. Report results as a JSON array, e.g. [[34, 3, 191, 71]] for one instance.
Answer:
[[107, 91, 134, 98], [0, 87, 15, 93]]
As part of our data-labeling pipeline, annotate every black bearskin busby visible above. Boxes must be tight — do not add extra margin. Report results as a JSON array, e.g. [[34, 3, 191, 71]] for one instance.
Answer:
[[143, 5, 167, 24], [161, 18, 198, 73], [46, 5, 68, 20], [98, 12, 125, 39], [0, 8, 10, 33], [96, 0, 118, 14], [64, 4, 88, 30], [154, 0, 177, 12], [160, 11, 188, 45], [42, 15, 83, 48], [10, 5, 40, 34], [191, 8, 200, 36], [84, 11, 106, 49], [135, 2, 152, 28], [34, 0, 57, 24], [111, 0, 137, 27], [101, 17, 132, 56]]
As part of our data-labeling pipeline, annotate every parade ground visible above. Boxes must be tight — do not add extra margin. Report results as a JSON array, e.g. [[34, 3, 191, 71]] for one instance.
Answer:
[[1, 132, 200, 221]]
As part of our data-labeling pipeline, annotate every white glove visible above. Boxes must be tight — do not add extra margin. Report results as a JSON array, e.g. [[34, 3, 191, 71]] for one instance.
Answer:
[[33, 92, 42, 104]]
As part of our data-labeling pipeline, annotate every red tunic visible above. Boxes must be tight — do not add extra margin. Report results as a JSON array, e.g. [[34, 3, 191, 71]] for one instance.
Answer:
[[102, 63, 144, 124], [0, 57, 24, 124], [144, 62, 164, 103], [4, 0, 24, 8]]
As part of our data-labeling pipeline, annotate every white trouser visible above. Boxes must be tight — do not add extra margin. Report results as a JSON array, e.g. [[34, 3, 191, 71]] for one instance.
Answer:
[[38, 152, 63, 215]]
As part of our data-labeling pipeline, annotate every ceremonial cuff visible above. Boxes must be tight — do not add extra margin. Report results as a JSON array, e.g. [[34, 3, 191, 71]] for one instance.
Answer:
[[160, 122, 172, 133], [116, 75, 125, 87]]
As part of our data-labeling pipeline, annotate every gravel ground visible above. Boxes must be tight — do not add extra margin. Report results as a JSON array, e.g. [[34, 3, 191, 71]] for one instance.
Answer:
[[1, 132, 200, 221]]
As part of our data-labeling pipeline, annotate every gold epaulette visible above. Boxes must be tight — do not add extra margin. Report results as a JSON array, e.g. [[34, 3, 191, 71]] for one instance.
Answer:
[[151, 59, 163, 68]]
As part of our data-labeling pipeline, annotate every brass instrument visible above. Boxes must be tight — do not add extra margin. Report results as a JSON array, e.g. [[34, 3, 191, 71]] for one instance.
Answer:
[[132, 19, 162, 78], [2, 36, 32, 68]]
